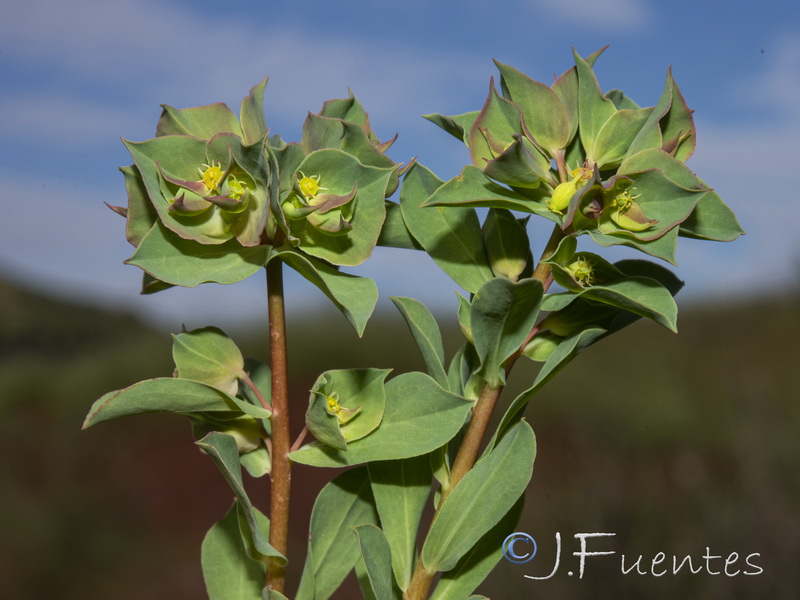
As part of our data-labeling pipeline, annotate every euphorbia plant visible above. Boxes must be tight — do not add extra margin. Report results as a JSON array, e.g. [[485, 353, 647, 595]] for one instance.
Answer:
[[84, 47, 742, 600]]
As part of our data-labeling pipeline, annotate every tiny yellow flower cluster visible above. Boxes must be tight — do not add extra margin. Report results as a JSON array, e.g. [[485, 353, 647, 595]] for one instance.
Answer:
[[298, 173, 322, 200], [326, 394, 341, 415], [567, 256, 595, 286], [199, 162, 224, 193]]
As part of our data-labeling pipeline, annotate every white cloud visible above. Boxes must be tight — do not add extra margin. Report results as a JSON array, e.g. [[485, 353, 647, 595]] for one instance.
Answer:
[[529, 0, 651, 29]]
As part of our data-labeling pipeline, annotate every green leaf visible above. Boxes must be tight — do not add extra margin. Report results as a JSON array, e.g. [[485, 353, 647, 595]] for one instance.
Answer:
[[606, 89, 641, 110], [368, 455, 432, 590], [483, 135, 554, 189], [430, 497, 524, 600], [481, 208, 531, 281], [424, 165, 553, 221], [156, 102, 243, 139], [421, 420, 536, 572], [400, 164, 494, 293], [378, 201, 423, 250], [391, 297, 448, 388], [126, 222, 270, 287], [306, 369, 391, 449], [305, 392, 348, 451], [589, 225, 680, 264], [491, 327, 607, 450], [294, 149, 392, 266], [302, 112, 394, 169], [547, 253, 679, 331], [202, 501, 265, 600], [573, 49, 617, 157], [494, 60, 570, 154], [658, 69, 696, 162], [320, 92, 370, 129], [679, 188, 745, 242], [196, 433, 285, 564], [296, 467, 379, 600], [353, 525, 395, 600], [273, 249, 377, 336], [591, 108, 653, 170], [240, 446, 271, 478], [120, 165, 157, 247], [172, 326, 246, 396], [262, 590, 289, 600], [552, 46, 607, 144], [290, 372, 473, 467], [240, 77, 269, 145], [423, 111, 480, 145], [471, 278, 544, 386], [619, 147, 700, 188], [624, 69, 673, 159], [83, 377, 248, 429], [596, 169, 706, 243], [455, 292, 474, 347], [469, 79, 526, 167]]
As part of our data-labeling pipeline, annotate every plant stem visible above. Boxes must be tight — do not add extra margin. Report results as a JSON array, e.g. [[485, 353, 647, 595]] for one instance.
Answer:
[[266, 258, 291, 593], [406, 222, 566, 600], [441, 383, 503, 504], [531, 225, 564, 285]]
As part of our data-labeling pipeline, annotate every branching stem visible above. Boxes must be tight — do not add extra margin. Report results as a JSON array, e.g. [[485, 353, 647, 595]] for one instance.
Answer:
[[405, 221, 564, 600], [241, 373, 273, 412]]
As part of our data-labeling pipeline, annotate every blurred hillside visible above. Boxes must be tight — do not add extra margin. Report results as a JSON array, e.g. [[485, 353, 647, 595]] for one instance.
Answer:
[[0, 276, 797, 599]]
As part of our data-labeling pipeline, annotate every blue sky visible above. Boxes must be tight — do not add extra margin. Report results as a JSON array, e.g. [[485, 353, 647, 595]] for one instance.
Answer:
[[1, 0, 798, 330]]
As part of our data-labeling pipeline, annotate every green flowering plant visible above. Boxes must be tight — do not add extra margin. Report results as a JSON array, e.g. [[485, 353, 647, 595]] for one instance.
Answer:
[[84, 48, 742, 600]]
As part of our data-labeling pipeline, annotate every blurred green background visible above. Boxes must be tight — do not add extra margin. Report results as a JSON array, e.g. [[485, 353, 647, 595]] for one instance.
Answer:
[[1, 274, 798, 599]]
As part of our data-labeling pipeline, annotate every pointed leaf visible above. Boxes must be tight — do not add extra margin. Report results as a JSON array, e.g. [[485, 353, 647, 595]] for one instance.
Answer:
[[423, 112, 480, 145], [202, 501, 265, 600], [680, 188, 744, 242], [495, 60, 570, 153], [400, 164, 494, 293], [659, 70, 696, 162], [378, 201, 423, 250], [353, 525, 394, 600], [296, 467, 379, 600], [430, 497, 524, 600], [591, 108, 653, 169], [483, 135, 554, 189], [126, 221, 269, 287], [196, 433, 285, 564], [421, 420, 535, 572], [272, 249, 377, 336], [290, 372, 473, 467], [172, 326, 246, 396], [156, 102, 243, 139], [471, 278, 544, 386], [552, 46, 608, 144], [573, 49, 617, 157], [120, 165, 158, 247], [83, 377, 250, 429], [369, 455, 432, 590], [391, 297, 448, 388], [468, 80, 526, 167], [425, 164, 549, 215], [240, 77, 269, 145]]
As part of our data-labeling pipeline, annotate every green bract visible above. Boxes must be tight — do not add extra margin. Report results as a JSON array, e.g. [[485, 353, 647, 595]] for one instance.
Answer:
[[422, 48, 744, 264], [110, 80, 402, 334]]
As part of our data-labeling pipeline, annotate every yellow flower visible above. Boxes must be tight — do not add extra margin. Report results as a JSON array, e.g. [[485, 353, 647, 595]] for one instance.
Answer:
[[199, 162, 224, 193]]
